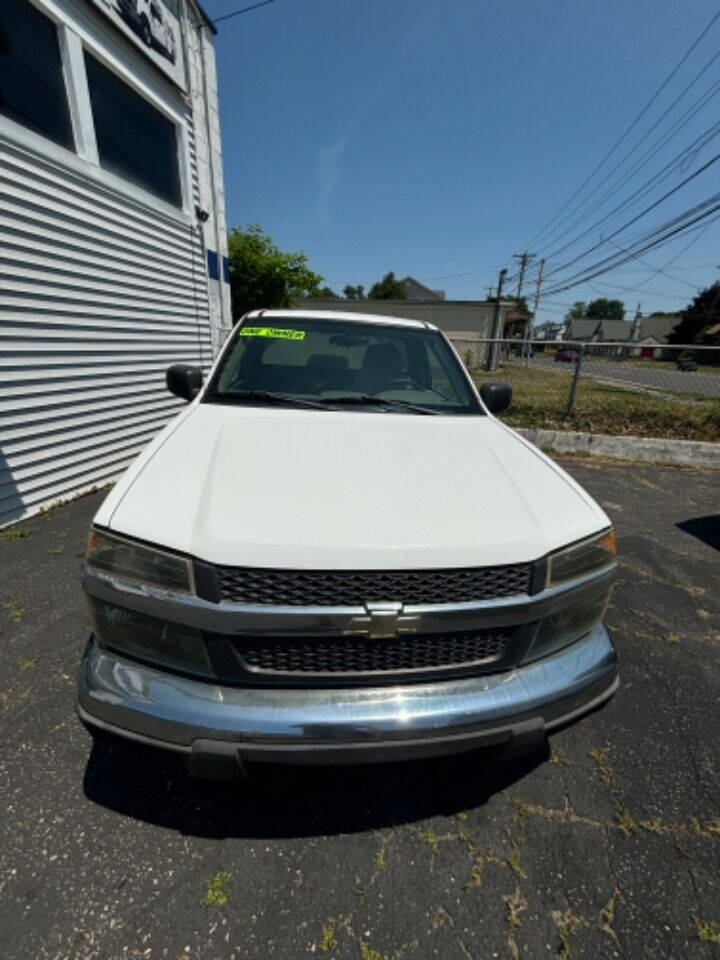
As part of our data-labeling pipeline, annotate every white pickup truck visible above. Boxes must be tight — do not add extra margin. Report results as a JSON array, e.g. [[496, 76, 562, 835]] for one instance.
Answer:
[[77, 310, 618, 778]]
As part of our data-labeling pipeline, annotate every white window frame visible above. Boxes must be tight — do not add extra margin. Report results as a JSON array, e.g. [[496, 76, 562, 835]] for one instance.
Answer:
[[1, 0, 193, 223]]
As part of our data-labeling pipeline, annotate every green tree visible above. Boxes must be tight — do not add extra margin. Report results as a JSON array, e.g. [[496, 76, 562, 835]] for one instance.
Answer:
[[368, 271, 407, 300], [564, 301, 587, 322], [227, 224, 322, 318], [585, 298, 625, 320], [668, 282, 720, 344], [343, 284, 365, 300], [312, 285, 339, 299]]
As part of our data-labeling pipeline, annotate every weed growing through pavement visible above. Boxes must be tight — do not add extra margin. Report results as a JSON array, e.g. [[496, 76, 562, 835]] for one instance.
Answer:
[[2, 599, 25, 623], [588, 747, 613, 785], [693, 917, 720, 943], [0, 528, 34, 541], [202, 872, 230, 907], [318, 923, 338, 952]]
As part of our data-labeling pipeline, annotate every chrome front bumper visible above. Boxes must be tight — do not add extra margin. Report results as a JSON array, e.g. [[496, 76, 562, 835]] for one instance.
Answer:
[[77, 624, 618, 774]]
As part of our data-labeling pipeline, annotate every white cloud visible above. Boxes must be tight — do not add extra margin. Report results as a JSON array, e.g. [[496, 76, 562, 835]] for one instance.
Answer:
[[315, 134, 350, 230]]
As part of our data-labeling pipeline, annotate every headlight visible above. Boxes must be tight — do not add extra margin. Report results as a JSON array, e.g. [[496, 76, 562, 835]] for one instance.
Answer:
[[88, 599, 214, 677], [547, 528, 616, 587], [85, 528, 194, 594]]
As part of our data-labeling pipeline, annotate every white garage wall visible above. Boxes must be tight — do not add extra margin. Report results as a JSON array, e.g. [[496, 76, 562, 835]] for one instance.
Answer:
[[0, 0, 228, 528]]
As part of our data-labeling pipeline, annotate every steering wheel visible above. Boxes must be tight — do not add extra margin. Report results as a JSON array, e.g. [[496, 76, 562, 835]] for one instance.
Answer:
[[373, 375, 425, 393], [370, 372, 452, 401]]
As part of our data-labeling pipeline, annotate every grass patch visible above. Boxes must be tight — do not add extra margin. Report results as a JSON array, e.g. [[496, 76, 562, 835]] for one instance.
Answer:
[[549, 748, 571, 766], [473, 367, 720, 441], [17, 657, 37, 670], [318, 923, 338, 953], [202, 872, 230, 907], [419, 827, 442, 855], [588, 747, 613, 785], [359, 943, 389, 960], [0, 527, 34, 541], [552, 911, 584, 959], [2, 599, 25, 624], [615, 808, 638, 836], [694, 917, 720, 943], [506, 837, 526, 879]]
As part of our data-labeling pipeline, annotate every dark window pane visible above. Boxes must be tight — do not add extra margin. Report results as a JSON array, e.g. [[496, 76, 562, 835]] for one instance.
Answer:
[[84, 51, 181, 207], [0, 0, 74, 149]]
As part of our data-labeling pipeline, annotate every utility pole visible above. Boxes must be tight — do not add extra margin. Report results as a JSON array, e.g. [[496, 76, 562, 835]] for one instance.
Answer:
[[486, 267, 507, 371], [631, 302, 642, 338], [627, 302, 642, 359], [513, 251, 535, 299], [524, 257, 545, 363]]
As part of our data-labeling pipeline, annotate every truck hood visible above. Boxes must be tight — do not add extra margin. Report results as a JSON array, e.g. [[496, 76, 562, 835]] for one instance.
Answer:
[[99, 404, 609, 568]]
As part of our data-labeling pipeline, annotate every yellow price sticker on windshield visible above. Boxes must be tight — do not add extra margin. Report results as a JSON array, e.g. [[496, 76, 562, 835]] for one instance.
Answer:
[[240, 326, 305, 340]]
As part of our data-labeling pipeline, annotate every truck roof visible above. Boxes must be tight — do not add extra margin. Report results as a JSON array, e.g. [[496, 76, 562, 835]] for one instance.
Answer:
[[244, 309, 431, 331]]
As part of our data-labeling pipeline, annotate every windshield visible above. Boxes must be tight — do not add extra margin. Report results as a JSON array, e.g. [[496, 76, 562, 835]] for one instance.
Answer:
[[204, 316, 482, 415]]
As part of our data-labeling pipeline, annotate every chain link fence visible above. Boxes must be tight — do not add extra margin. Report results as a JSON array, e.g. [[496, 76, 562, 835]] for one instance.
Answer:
[[450, 338, 720, 442]]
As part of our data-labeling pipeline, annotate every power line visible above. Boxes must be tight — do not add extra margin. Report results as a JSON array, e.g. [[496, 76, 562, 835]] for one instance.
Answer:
[[545, 198, 720, 293], [543, 150, 720, 281], [590, 279, 695, 300], [544, 202, 720, 295], [211, 0, 274, 25], [538, 95, 720, 267], [523, 10, 720, 250], [534, 55, 720, 257], [603, 236, 702, 290]]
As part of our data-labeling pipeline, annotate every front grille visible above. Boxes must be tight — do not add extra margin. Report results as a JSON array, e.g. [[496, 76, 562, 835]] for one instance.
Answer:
[[232, 629, 510, 678], [215, 563, 532, 606]]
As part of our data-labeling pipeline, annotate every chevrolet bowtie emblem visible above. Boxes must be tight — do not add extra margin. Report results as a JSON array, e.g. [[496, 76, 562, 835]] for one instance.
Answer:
[[343, 603, 420, 639]]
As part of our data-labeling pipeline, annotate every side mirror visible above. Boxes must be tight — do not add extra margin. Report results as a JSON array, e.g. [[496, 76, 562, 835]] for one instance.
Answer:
[[480, 381, 512, 414], [166, 364, 203, 402]]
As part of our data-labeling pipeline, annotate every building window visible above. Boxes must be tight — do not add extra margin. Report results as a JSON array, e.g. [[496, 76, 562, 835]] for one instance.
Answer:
[[84, 51, 182, 207], [0, 0, 74, 150]]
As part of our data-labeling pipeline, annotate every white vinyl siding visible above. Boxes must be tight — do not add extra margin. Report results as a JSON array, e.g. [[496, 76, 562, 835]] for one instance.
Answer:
[[0, 133, 212, 526], [0, 0, 227, 528]]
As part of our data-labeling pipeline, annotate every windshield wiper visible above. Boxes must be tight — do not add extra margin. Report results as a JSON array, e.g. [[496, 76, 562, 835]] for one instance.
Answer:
[[205, 390, 336, 411], [323, 395, 439, 415]]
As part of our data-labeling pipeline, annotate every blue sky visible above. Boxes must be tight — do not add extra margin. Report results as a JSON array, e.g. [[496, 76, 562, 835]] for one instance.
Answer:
[[202, 0, 720, 324]]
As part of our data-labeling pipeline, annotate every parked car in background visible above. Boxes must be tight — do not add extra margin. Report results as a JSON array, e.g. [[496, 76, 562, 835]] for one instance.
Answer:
[[555, 347, 580, 363], [77, 310, 618, 778], [676, 355, 698, 372]]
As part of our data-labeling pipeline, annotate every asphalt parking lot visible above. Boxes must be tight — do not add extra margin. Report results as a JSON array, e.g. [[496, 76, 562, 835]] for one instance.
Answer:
[[1, 458, 719, 960]]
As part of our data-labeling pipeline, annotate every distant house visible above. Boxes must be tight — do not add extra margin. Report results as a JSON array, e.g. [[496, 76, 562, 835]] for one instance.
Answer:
[[534, 322, 564, 341], [564, 314, 683, 357], [640, 314, 681, 343], [565, 319, 634, 348], [402, 277, 445, 301]]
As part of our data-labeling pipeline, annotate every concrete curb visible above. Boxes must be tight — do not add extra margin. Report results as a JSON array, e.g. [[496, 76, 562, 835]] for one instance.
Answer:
[[516, 427, 720, 468]]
